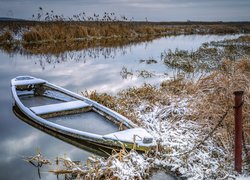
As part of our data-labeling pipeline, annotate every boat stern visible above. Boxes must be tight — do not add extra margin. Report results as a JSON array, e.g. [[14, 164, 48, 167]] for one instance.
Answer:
[[11, 76, 47, 86], [103, 128, 157, 152]]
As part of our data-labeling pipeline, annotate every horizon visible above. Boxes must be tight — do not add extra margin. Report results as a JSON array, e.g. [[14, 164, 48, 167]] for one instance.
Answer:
[[0, 0, 249, 22], [0, 17, 250, 23]]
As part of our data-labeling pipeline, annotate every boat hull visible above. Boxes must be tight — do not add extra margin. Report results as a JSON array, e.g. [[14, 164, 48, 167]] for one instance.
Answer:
[[11, 76, 156, 152]]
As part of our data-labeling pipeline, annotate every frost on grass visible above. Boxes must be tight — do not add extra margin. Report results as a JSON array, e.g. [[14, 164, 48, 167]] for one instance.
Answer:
[[26, 149, 151, 180], [109, 150, 150, 179], [139, 100, 234, 179], [141, 60, 250, 179], [86, 59, 250, 179]]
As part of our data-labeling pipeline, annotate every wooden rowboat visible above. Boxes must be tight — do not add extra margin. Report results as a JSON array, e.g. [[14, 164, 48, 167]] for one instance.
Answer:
[[11, 76, 156, 152]]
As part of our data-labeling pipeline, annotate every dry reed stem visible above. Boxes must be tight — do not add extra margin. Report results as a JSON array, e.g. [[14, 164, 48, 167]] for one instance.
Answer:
[[45, 148, 149, 179], [23, 153, 52, 165]]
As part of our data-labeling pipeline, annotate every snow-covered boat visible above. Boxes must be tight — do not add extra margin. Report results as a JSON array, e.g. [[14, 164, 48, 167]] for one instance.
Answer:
[[11, 76, 156, 152]]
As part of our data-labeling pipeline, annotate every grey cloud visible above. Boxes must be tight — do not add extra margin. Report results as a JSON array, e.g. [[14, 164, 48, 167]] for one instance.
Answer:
[[0, 0, 249, 21]]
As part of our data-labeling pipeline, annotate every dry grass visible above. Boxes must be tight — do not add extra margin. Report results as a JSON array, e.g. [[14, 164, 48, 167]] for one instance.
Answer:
[[163, 45, 250, 73], [211, 35, 250, 48], [238, 35, 250, 42], [1, 21, 250, 56], [163, 48, 221, 73], [222, 35, 250, 43], [192, 60, 250, 148], [84, 84, 162, 126], [86, 59, 250, 155], [1, 21, 250, 45], [160, 74, 196, 95], [160, 59, 250, 150], [21, 23, 168, 43], [19, 23, 250, 43], [26, 147, 152, 179], [0, 31, 13, 43]]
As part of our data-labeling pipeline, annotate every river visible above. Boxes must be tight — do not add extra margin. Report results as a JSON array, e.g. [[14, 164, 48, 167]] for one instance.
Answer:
[[0, 34, 241, 179]]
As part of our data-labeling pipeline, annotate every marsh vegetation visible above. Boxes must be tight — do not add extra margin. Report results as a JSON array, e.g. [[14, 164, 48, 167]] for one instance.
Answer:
[[163, 44, 250, 73], [0, 8, 249, 54]]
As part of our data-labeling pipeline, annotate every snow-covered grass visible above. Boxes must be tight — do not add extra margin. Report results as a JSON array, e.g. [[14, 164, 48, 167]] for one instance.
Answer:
[[85, 59, 250, 179], [139, 99, 235, 179], [211, 35, 250, 47], [44, 92, 248, 179], [108, 151, 150, 179]]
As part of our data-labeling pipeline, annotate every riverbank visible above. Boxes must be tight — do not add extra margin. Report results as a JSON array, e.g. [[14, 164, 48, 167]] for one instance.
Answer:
[[82, 58, 250, 179], [1, 21, 250, 45], [1, 21, 249, 57]]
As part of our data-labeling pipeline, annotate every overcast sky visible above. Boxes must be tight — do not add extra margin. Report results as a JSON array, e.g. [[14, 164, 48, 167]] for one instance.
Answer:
[[0, 0, 249, 21]]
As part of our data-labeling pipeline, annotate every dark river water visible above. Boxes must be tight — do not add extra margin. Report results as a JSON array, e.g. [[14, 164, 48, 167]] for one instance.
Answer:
[[0, 34, 240, 179]]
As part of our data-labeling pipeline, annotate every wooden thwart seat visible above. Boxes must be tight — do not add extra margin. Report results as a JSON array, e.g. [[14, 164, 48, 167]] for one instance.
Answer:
[[30, 100, 90, 115]]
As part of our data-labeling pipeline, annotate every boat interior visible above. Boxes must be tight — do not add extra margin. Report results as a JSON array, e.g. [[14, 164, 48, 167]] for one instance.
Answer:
[[16, 82, 123, 135]]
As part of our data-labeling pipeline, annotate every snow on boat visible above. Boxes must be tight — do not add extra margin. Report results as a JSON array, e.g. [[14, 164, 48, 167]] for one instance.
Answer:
[[11, 76, 156, 152]]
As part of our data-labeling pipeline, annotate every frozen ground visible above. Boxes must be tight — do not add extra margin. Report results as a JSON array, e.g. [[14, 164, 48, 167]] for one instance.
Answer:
[[103, 96, 249, 179], [36, 93, 249, 179]]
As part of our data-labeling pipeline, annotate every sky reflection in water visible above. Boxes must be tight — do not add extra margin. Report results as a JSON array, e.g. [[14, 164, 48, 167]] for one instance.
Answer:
[[0, 34, 241, 179]]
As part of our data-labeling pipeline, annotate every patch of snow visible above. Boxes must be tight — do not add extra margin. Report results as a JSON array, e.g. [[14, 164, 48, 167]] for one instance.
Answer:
[[11, 76, 46, 86], [103, 128, 155, 146], [30, 100, 90, 115], [111, 151, 150, 179], [134, 96, 246, 179]]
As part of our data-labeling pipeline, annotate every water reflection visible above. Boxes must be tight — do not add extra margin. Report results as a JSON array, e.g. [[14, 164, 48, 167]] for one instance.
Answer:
[[1, 35, 243, 93], [0, 36, 157, 57], [0, 34, 241, 70], [13, 105, 113, 157]]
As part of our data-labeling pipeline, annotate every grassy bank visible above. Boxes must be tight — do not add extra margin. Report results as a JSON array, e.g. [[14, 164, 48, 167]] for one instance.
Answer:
[[163, 42, 250, 73], [0, 20, 250, 57], [1, 21, 250, 45], [0, 21, 169, 45], [211, 35, 250, 47], [0, 22, 249, 56], [83, 58, 250, 178]]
